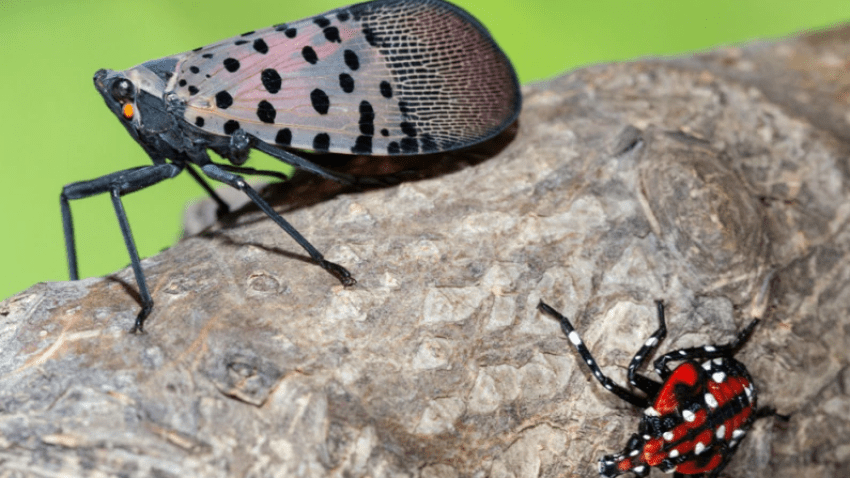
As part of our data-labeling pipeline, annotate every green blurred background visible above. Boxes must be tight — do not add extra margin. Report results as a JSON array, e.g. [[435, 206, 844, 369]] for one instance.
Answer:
[[0, 1, 846, 301]]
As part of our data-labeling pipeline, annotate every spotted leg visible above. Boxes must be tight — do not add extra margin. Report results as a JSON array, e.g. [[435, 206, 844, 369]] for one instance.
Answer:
[[199, 162, 355, 286], [653, 319, 760, 379], [61, 163, 184, 333], [538, 301, 650, 408], [625, 300, 667, 398]]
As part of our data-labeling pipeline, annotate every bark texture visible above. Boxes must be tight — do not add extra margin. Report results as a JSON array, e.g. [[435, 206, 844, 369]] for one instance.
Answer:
[[3, 24, 850, 478]]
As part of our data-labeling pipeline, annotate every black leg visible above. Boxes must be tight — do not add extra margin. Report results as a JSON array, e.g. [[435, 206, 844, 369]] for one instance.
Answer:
[[538, 301, 650, 408], [185, 164, 230, 218], [253, 140, 401, 188], [199, 162, 355, 286], [217, 163, 291, 182], [110, 190, 151, 333], [61, 163, 183, 332], [253, 141, 359, 185]]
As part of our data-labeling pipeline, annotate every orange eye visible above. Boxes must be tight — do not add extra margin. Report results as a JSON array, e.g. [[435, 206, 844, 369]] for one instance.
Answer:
[[122, 103, 134, 119]]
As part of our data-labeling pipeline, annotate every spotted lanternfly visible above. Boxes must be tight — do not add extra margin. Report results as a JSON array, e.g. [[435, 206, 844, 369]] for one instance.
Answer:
[[538, 300, 780, 478], [60, 0, 521, 333]]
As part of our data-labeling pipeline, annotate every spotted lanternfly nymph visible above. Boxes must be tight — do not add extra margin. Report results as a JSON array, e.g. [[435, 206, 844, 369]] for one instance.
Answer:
[[538, 300, 779, 478], [61, 0, 521, 333]]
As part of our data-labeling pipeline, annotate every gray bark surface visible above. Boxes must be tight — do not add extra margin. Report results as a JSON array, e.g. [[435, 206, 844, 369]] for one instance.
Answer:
[[3, 24, 850, 478]]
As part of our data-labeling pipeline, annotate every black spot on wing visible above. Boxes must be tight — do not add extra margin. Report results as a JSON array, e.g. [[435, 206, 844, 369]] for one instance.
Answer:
[[313, 16, 330, 28], [339, 73, 355, 93], [224, 120, 240, 135], [261, 69, 282, 94], [380, 81, 392, 98], [336, 12, 350, 22], [257, 101, 276, 123], [352, 135, 372, 154], [387, 141, 400, 155], [311, 89, 330, 114], [285, 28, 297, 38], [343, 49, 359, 70], [253, 39, 268, 54], [223, 58, 240, 72], [302, 46, 318, 65], [359, 100, 374, 136], [189, 66, 200, 74], [400, 122, 417, 137], [215, 91, 233, 109], [324, 27, 341, 43], [194, 117, 205, 127], [313, 133, 330, 151], [275, 128, 292, 146]]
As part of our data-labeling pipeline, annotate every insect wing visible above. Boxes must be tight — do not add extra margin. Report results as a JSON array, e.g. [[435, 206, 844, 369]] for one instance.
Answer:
[[168, 0, 520, 155]]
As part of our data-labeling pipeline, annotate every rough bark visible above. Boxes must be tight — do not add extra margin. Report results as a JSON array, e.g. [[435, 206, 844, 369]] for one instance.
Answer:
[[3, 24, 850, 478]]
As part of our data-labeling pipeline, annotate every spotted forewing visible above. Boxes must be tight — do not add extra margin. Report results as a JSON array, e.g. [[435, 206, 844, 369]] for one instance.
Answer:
[[141, 0, 520, 157]]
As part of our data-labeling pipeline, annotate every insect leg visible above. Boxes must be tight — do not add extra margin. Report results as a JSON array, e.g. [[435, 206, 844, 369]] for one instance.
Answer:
[[60, 163, 183, 333], [216, 164, 290, 182], [626, 300, 666, 397], [199, 162, 355, 286], [253, 141, 401, 188], [538, 301, 649, 408], [653, 319, 760, 378], [253, 141, 359, 185], [185, 164, 231, 218]]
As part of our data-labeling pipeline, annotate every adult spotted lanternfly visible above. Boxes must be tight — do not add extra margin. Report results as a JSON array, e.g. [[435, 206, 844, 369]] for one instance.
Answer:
[[61, 0, 521, 333], [538, 300, 779, 478]]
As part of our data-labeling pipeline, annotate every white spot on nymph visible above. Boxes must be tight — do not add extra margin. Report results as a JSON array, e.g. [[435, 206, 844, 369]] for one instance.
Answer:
[[668, 449, 680, 458], [705, 393, 718, 409], [630, 449, 639, 457], [704, 345, 716, 352], [745, 385, 754, 400], [605, 383, 613, 390], [587, 358, 593, 364], [633, 465, 646, 474], [645, 337, 658, 347], [702, 361, 712, 370], [694, 442, 706, 454], [713, 358, 723, 365], [732, 429, 745, 438], [716, 425, 726, 439], [633, 355, 642, 363], [595, 371, 602, 378], [712, 371, 726, 383], [568, 331, 582, 346], [683, 410, 695, 422], [645, 406, 660, 417], [679, 350, 687, 355], [663, 431, 674, 441], [643, 434, 651, 440]]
